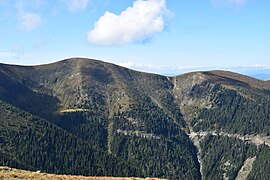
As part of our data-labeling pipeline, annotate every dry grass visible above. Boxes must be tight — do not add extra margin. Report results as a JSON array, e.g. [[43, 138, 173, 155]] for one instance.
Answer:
[[0, 167, 165, 180], [203, 70, 270, 91]]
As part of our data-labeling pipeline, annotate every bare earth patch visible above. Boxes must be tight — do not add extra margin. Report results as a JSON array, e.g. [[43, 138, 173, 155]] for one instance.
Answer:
[[59, 109, 90, 113], [236, 156, 256, 180]]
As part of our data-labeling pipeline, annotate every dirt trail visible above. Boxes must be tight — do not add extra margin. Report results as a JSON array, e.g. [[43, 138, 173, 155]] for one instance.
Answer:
[[188, 131, 270, 148]]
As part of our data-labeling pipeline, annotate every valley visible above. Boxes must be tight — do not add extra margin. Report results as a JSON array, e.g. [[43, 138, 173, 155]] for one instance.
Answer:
[[0, 58, 270, 180]]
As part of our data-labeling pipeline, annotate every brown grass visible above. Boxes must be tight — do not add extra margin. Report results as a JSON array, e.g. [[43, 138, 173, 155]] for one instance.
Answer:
[[0, 167, 165, 180]]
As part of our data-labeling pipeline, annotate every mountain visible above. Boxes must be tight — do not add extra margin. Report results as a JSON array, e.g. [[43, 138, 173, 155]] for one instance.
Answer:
[[0, 58, 270, 180]]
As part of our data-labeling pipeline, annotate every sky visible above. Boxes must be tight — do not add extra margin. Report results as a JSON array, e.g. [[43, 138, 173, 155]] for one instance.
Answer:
[[0, 0, 270, 76]]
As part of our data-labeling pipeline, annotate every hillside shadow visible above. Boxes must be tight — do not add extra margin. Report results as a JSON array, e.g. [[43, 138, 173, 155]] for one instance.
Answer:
[[0, 71, 61, 120]]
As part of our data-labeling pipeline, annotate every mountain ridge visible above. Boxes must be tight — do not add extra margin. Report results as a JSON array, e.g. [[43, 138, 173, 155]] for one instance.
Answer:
[[0, 58, 270, 180], [2, 58, 270, 80], [2, 58, 269, 91]]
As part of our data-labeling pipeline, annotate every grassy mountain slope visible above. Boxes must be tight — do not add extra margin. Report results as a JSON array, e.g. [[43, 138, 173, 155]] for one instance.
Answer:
[[0, 58, 270, 179], [171, 70, 270, 179], [0, 59, 200, 179], [172, 70, 270, 135]]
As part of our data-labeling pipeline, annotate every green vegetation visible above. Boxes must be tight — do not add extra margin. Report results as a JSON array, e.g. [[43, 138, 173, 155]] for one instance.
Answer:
[[191, 86, 270, 135], [247, 146, 270, 180], [201, 135, 257, 180], [0, 98, 200, 179], [0, 59, 270, 179], [111, 100, 200, 179]]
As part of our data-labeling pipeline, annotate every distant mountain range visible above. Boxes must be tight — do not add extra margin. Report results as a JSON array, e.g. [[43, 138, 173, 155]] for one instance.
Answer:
[[249, 73, 270, 80], [0, 58, 269, 180]]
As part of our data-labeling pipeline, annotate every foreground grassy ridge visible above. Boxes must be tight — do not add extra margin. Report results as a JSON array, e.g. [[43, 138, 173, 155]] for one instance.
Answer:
[[0, 167, 164, 180]]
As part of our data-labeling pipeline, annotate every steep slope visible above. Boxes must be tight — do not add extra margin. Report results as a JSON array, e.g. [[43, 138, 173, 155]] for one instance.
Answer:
[[0, 59, 200, 179], [171, 70, 270, 179], [172, 70, 270, 135], [0, 58, 270, 179], [0, 100, 107, 175]]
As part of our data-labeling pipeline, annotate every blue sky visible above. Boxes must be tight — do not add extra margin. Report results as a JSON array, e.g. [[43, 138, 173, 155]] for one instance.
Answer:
[[0, 0, 270, 76]]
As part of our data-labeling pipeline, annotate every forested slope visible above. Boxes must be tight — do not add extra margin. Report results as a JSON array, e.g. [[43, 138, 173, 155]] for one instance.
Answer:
[[0, 58, 269, 179]]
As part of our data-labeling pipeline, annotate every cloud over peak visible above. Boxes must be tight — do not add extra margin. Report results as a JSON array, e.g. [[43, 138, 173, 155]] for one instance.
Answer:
[[87, 0, 169, 46]]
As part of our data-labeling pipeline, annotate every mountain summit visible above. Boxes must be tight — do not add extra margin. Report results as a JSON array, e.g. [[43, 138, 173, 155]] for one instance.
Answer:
[[0, 58, 269, 180]]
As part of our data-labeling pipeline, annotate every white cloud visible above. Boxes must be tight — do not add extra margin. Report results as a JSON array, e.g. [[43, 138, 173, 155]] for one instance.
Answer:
[[116, 61, 270, 76], [116, 61, 201, 75], [118, 61, 135, 69], [19, 12, 43, 31], [61, 0, 89, 12], [87, 0, 169, 46]]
